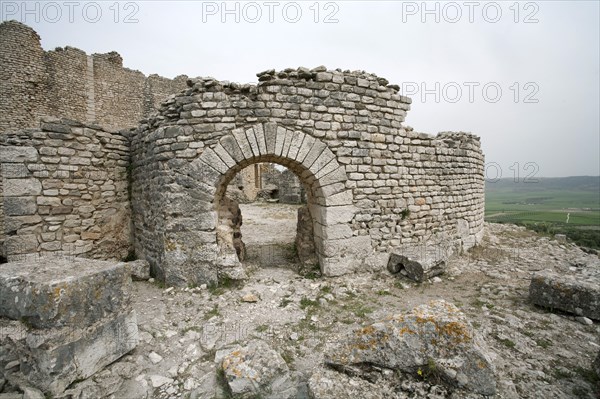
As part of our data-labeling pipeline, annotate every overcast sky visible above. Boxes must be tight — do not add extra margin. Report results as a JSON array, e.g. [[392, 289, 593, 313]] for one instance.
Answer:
[[2, 0, 598, 178]]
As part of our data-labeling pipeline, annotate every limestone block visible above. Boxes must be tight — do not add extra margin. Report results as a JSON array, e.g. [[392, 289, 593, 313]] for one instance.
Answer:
[[0, 147, 38, 163], [15, 309, 138, 396], [318, 235, 372, 276], [0, 258, 132, 329], [323, 300, 496, 396], [216, 340, 297, 399], [387, 245, 450, 282], [4, 179, 42, 196], [311, 204, 357, 225], [5, 235, 38, 256], [4, 196, 36, 216], [296, 206, 318, 268], [127, 259, 150, 281], [529, 271, 600, 320]]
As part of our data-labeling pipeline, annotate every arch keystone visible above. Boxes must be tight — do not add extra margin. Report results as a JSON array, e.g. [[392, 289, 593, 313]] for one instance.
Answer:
[[264, 122, 278, 154]]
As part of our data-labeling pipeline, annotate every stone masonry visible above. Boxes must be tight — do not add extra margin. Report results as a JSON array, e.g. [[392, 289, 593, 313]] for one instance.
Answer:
[[1, 118, 131, 261], [0, 20, 187, 133], [131, 67, 484, 286], [1, 23, 485, 287]]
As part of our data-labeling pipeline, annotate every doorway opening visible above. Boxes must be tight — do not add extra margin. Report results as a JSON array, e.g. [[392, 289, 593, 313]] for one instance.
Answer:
[[218, 162, 317, 274]]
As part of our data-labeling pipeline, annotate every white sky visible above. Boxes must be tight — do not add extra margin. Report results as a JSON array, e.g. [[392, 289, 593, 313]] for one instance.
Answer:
[[2, 0, 599, 178]]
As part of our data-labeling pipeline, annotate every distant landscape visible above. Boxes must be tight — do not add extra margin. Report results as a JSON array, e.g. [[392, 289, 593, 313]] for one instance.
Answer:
[[485, 176, 600, 249]]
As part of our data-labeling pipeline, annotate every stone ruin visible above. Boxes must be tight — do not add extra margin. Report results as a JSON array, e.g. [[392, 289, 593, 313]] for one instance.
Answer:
[[0, 20, 497, 397], [1, 21, 486, 287]]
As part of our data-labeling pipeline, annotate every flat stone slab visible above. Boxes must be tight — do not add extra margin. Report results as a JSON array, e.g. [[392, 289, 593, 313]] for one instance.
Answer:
[[529, 271, 600, 320], [0, 257, 132, 329]]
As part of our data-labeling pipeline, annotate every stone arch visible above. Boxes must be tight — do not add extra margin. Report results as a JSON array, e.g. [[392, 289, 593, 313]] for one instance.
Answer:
[[194, 122, 349, 205], [175, 122, 370, 282], [157, 122, 372, 285]]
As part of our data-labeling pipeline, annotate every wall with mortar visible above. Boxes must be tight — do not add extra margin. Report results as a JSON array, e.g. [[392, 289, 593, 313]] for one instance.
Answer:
[[131, 67, 485, 286], [1, 119, 131, 261], [0, 20, 188, 133]]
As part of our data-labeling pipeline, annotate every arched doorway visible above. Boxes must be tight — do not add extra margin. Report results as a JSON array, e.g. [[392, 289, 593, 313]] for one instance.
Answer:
[[155, 122, 370, 287], [217, 161, 316, 277]]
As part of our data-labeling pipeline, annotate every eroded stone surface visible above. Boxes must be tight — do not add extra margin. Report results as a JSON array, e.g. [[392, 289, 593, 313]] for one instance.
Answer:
[[13, 310, 138, 396], [323, 300, 496, 395], [215, 340, 296, 399], [296, 205, 318, 272], [0, 257, 132, 329], [0, 257, 138, 397], [387, 244, 452, 282], [529, 270, 600, 320], [128, 259, 151, 281]]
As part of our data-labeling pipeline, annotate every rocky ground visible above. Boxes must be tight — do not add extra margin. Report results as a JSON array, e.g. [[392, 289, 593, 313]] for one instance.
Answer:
[[3, 203, 599, 398]]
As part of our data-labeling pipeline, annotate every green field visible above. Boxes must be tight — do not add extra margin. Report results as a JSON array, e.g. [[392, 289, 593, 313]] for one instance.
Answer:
[[485, 176, 600, 249]]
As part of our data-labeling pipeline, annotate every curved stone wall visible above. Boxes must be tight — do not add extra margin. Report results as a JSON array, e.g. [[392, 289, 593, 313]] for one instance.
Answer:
[[131, 67, 485, 286]]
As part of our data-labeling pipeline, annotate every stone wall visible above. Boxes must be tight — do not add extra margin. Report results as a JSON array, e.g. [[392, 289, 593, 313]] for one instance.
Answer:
[[130, 67, 485, 285], [1, 119, 131, 261], [279, 168, 305, 204], [0, 20, 188, 133]]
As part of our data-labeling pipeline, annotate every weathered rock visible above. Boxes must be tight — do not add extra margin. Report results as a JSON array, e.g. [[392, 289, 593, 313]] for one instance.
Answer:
[[7, 309, 137, 396], [308, 367, 396, 399], [593, 351, 600, 381], [0, 257, 138, 396], [150, 375, 173, 388], [529, 270, 600, 320], [217, 196, 246, 261], [148, 351, 163, 364], [21, 386, 44, 399], [0, 147, 38, 163], [215, 340, 297, 399], [296, 205, 318, 272], [128, 259, 151, 281], [241, 293, 259, 303], [323, 300, 496, 395], [387, 245, 450, 282], [3, 179, 42, 197], [0, 258, 132, 329]]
